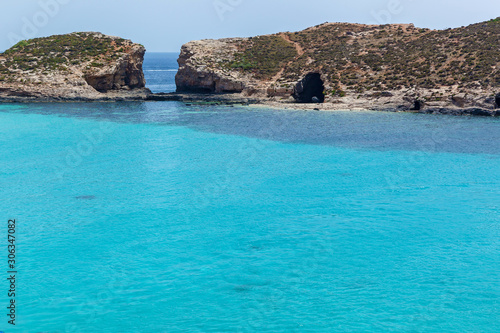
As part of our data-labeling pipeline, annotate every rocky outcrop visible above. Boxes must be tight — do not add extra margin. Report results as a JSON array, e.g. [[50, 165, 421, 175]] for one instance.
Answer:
[[0, 32, 149, 101], [175, 39, 251, 93], [174, 18, 500, 115], [83, 43, 145, 92]]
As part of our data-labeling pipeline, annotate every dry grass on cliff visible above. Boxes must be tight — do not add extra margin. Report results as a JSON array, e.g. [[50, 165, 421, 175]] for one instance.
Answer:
[[227, 18, 499, 94], [289, 18, 499, 93]]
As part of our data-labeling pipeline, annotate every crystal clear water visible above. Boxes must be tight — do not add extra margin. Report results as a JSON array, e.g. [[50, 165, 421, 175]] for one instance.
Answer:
[[0, 54, 499, 332]]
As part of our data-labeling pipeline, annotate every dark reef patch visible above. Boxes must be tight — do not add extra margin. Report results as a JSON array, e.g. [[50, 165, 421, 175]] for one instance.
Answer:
[[75, 195, 96, 200]]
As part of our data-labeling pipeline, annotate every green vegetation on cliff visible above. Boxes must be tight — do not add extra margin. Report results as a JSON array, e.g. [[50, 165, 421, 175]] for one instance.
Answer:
[[227, 35, 297, 79]]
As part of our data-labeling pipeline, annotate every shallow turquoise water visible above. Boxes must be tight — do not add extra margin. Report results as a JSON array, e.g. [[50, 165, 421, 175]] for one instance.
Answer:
[[0, 102, 499, 332]]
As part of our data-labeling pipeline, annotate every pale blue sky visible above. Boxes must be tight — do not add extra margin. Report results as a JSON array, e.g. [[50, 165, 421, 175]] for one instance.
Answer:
[[1, 0, 499, 52]]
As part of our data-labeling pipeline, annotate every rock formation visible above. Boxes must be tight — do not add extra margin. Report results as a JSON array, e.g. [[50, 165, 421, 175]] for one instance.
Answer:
[[175, 39, 248, 93], [0, 32, 150, 101], [175, 18, 500, 114]]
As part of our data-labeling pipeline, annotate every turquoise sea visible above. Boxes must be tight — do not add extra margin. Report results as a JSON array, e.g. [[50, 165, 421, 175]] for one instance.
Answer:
[[0, 53, 499, 332]]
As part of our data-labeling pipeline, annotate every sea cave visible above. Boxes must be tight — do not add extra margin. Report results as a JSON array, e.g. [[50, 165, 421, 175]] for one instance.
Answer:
[[412, 100, 423, 111], [293, 73, 325, 103]]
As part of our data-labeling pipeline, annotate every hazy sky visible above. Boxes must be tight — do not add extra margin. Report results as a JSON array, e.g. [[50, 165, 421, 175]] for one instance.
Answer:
[[1, 0, 499, 52]]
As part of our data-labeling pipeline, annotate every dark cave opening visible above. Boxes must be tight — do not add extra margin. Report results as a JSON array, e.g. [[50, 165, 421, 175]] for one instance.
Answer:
[[412, 100, 422, 111], [293, 73, 325, 103], [495, 93, 500, 109]]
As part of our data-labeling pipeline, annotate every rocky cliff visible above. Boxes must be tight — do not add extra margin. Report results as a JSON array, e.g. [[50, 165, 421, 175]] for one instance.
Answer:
[[0, 32, 149, 101], [175, 18, 500, 113]]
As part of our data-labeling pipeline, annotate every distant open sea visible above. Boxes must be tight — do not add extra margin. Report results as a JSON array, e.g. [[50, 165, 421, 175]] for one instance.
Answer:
[[143, 52, 179, 93], [0, 53, 499, 332]]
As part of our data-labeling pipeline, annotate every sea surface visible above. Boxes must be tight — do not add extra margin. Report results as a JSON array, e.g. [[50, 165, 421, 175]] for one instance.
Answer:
[[0, 53, 499, 332], [143, 52, 179, 93]]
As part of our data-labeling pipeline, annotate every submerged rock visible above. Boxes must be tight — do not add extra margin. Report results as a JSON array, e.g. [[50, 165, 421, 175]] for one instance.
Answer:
[[75, 195, 96, 200]]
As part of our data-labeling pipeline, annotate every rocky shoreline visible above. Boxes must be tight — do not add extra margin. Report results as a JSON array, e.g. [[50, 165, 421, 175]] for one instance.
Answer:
[[0, 88, 151, 103], [149, 92, 500, 116], [3, 91, 498, 117]]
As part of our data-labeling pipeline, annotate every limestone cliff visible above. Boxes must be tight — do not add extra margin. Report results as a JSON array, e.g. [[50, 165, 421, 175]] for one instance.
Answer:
[[0, 32, 149, 101], [175, 18, 500, 113], [176, 38, 251, 93]]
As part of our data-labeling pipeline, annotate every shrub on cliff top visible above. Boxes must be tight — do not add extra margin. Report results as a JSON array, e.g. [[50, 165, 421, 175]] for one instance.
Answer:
[[280, 18, 499, 91], [0, 32, 130, 75], [229, 35, 297, 80]]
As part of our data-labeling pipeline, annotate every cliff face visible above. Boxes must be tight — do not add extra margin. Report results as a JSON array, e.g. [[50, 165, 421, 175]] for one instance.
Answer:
[[0, 32, 149, 101], [176, 39, 250, 93], [175, 35, 298, 96], [175, 18, 500, 111]]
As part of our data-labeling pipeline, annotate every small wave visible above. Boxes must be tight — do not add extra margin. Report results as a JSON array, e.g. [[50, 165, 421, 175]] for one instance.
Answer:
[[144, 69, 178, 72]]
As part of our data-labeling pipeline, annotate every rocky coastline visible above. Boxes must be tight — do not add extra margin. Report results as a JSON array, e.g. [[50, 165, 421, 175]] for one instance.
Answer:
[[1, 22, 499, 117], [173, 19, 500, 117], [146, 92, 500, 116], [2, 90, 499, 117]]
